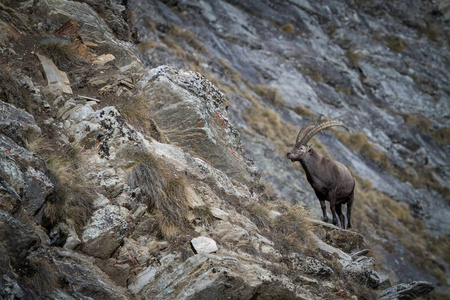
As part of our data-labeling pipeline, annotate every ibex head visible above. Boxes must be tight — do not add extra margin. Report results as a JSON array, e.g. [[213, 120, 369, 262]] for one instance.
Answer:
[[287, 120, 348, 162]]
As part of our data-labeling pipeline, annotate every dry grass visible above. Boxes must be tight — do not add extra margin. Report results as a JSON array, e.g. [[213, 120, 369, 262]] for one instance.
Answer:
[[168, 24, 206, 52], [137, 39, 166, 53], [282, 23, 295, 34], [270, 205, 313, 255], [151, 209, 181, 241], [20, 257, 58, 296], [26, 131, 96, 233], [431, 128, 450, 145], [418, 22, 442, 42], [39, 37, 88, 69], [246, 202, 271, 229], [334, 129, 447, 198], [402, 114, 431, 134], [293, 105, 314, 117], [401, 113, 450, 146], [250, 84, 285, 107], [42, 144, 96, 234], [243, 98, 299, 153], [126, 150, 192, 240], [384, 35, 406, 52], [118, 96, 167, 142], [345, 50, 363, 70], [217, 58, 243, 84]]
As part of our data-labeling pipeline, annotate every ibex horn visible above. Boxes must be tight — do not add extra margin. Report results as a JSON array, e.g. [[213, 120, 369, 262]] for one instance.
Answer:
[[299, 120, 348, 145], [296, 124, 317, 144]]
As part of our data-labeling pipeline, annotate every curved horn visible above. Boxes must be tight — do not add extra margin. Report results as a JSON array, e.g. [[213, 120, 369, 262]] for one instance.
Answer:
[[299, 120, 348, 145], [296, 124, 317, 144]]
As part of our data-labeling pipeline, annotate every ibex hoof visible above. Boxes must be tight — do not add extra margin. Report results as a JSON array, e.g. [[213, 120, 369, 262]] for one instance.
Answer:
[[322, 217, 329, 223]]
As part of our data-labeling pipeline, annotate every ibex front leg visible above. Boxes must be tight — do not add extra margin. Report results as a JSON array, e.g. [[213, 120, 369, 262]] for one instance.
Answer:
[[320, 199, 328, 223]]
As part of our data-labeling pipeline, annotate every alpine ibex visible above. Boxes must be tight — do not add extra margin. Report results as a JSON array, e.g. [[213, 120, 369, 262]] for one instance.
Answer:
[[287, 120, 355, 229]]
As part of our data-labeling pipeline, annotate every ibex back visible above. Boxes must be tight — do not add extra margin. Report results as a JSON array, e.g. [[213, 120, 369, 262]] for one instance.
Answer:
[[287, 120, 355, 229]]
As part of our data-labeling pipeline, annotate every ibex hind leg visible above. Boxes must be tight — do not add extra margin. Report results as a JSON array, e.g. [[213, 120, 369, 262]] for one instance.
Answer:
[[346, 191, 354, 229], [335, 204, 346, 229]]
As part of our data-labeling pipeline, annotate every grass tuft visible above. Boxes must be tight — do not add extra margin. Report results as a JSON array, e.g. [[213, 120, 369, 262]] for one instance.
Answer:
[[282, 23, 295, 34], [20, 257, 58, 296], [126, 150, 192, 240], [42, 144, 96, 234], [247, 203, 271, 229], [270, 205, 312, 255]]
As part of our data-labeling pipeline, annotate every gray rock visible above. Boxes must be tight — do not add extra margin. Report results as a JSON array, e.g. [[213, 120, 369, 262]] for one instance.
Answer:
[[0, 100, 41, 140], [36, 54, 72, 95], [378, 281, 434, 300], [191, 236, 218, 254], [138, 66, 259, 185], [289, 253, 334, 279], [210, 207, 229, 220], [81, 204, 129, 259], [309, 218, 365, 253]]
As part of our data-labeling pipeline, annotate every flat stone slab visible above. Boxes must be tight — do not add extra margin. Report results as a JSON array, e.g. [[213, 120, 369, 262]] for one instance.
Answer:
[[191, 236, 218, 254]]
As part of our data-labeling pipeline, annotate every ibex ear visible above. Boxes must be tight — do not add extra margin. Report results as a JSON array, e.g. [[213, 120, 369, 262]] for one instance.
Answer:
[[307, 144, 313, 152]]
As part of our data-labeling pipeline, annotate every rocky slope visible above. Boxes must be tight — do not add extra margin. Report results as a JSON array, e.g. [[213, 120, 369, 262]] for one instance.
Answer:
[[0, 0, 448, 299]]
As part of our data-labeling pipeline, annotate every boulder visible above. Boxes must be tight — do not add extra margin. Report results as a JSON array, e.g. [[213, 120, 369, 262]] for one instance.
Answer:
[[309, 218, 365, 253], [137, 66, 259, 185], [81, 204, 129, 259], [191, 236, 218, 254]]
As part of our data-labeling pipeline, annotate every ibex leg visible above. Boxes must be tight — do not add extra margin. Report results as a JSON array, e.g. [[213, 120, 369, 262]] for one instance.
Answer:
[[329, 196, 339, 226], [335, 204, 346, 229], [319, 200, 328, 222], [347, 191, 354, 229]]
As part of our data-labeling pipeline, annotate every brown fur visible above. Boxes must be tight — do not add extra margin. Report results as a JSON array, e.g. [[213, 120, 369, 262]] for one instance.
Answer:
[[287, 124, 355, 229]]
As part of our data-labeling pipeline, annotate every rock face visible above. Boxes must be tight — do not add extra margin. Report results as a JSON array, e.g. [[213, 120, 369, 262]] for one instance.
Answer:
[[378, 281, 435, 300], [138, 65, 258, 185], [0, 0, 445, 299]]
